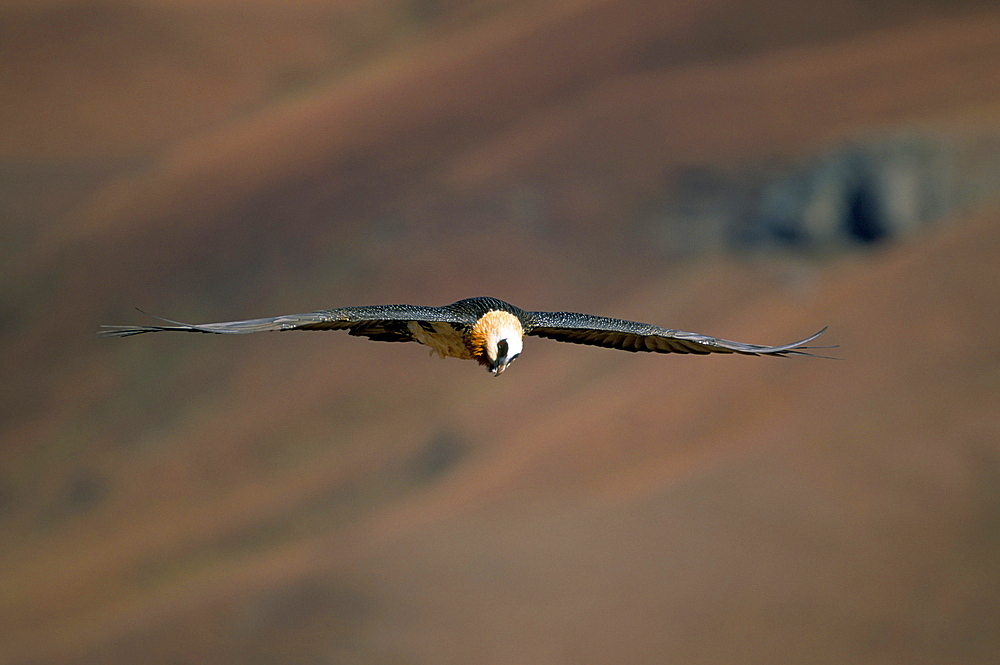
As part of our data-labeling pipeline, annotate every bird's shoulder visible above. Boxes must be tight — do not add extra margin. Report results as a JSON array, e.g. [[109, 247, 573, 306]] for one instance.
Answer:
[[443, 297, 531, 324]]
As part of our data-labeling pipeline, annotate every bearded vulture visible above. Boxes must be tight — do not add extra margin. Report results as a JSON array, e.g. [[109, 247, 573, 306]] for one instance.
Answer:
[[100, 296, 831, 375]]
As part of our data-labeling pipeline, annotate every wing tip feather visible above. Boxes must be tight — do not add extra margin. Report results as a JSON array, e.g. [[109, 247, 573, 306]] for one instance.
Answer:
[[760, 326, 839, 358]]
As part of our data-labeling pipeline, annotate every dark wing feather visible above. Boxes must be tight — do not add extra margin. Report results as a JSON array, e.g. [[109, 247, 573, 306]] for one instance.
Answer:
[[98, 304, 471, 342], [526, 311, 830, 357]]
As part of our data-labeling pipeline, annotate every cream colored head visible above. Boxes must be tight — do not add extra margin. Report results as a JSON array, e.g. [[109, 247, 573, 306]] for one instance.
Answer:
[[469, 310, 524, 376]]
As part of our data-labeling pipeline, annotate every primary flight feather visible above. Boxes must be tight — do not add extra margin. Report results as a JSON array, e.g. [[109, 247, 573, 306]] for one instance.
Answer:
[[99, 296, 832, 375]]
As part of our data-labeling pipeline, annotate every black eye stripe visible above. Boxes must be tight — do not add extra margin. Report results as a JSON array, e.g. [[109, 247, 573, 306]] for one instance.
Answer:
[[497, 339, 509, 357]]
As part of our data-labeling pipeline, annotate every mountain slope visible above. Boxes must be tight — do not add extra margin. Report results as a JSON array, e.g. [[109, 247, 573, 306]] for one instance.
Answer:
[[3, 1, 1000, 663], [4, 210, 999, 665]]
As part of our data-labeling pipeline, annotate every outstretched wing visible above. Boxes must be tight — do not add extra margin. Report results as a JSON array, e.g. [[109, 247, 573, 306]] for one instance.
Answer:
[[526, 311, 830, 357], [98, 304, 471, 343]]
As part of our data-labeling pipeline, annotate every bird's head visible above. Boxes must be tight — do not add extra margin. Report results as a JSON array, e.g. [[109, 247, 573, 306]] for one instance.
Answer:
[[486, 334, 523, 375], [470, 310, 524, 376]]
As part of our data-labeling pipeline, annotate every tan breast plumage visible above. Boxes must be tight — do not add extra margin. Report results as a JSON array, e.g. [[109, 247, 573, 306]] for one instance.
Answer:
[[406, 320, 474, 360]]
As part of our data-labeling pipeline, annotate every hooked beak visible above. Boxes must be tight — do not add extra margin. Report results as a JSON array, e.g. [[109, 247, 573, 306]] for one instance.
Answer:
[[490, 361, 509, 376]]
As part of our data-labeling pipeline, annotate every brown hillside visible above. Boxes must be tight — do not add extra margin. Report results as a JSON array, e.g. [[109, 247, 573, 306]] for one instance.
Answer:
[[2, 1, 1000, 663], [5, 210, 998, 665]]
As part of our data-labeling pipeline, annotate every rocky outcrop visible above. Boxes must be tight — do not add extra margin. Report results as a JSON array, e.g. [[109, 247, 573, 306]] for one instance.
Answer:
[[653, 132, 1000, 254]]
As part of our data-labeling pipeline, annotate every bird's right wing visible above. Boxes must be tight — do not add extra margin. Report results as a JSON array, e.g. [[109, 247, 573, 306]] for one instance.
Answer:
[[98, 304, 470, 342]]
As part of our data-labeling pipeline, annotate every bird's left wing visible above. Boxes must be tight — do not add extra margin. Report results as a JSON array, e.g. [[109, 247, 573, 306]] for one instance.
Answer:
[[98, 304, 468, 342], [526, 311, 830, 357]]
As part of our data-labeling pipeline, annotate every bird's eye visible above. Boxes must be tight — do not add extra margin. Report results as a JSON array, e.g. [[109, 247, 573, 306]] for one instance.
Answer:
[[496, 339, 509, 357]]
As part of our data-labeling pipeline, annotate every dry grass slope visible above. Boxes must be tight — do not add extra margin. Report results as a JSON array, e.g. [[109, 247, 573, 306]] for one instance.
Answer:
[[2, 1, 1000, 663]]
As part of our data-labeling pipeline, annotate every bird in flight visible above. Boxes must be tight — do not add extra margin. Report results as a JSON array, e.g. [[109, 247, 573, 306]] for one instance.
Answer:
[[100, 296, 831, 376]]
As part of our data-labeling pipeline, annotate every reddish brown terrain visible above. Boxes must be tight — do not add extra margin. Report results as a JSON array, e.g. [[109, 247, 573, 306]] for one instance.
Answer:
[[3, 1, 1000, 663]]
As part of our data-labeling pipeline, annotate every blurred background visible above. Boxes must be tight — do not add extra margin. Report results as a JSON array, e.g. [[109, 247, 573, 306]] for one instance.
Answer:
[[3, 1, 1000, 663]]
